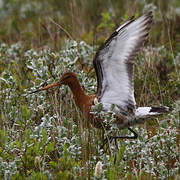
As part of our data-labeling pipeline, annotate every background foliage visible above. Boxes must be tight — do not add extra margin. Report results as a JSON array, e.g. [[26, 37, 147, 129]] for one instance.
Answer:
[[0, 0, 179, 179]]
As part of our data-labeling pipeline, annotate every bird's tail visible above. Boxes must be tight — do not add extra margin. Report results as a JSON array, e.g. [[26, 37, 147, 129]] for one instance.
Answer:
[[117, 106, 170, 129], [135, 106, 170, 120]]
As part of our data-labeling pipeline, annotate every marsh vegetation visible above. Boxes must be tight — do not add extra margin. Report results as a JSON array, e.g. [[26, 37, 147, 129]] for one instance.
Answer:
[[0, 0, 179, 179]]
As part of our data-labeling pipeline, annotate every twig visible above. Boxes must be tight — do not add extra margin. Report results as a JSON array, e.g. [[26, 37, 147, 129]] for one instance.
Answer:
[[49, 17, 74, 40]]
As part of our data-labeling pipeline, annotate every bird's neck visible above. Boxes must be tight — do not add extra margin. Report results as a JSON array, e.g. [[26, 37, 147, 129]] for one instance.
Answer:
[[67, 79, 94, 116], [68, 78, 86, 98]]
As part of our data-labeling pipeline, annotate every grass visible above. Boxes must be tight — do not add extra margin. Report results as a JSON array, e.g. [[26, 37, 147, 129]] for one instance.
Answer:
[[0, 0, 180, 179]]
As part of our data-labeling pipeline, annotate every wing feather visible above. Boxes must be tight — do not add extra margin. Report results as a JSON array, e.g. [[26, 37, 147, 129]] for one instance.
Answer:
[[93, 12, 153, 115]]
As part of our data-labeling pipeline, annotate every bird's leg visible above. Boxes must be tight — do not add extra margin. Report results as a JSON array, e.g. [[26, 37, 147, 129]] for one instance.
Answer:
[[101, 136, 113, 150], [101, 128, 138, 149], [114, 138, 119, 150], [112, 127, 138, 140]]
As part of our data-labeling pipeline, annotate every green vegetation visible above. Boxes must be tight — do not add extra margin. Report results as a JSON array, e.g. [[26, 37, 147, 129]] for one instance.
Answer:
[[0, 0, 179, 179]]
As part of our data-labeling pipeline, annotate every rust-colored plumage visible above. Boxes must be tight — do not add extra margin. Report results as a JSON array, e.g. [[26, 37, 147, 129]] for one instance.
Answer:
[[31, 72, 103, 128], [59, 72, 96, 122], [30, 12, 170, 145]]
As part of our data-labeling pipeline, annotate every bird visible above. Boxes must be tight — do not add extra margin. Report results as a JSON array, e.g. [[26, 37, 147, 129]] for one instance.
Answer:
[[30, 11, 169, 146]]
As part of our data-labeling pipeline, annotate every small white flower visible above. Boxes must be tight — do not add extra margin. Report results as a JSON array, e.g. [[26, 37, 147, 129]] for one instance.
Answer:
[[51, 52, 56, 58], [94, 161, 103, 178], [34, 156, 40, 168], [37, 105, 44, 111]]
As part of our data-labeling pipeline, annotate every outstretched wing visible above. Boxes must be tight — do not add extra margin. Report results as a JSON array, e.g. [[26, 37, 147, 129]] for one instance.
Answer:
[[93, 12, 153, 115]]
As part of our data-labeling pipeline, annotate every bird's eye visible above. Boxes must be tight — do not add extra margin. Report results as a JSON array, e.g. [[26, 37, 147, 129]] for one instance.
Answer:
[[64, 75, 71, 80]]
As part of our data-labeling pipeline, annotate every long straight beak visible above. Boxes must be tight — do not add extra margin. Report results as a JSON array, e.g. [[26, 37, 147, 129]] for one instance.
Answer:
[[30, 81, 61, 94]]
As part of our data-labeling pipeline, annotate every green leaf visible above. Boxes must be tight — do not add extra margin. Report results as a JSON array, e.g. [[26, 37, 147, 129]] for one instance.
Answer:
[[21, 105, 30, 120], [49, 161, 57, 168], [42, 129, 47, 144], [34, 142, 40, 154], [46, 142, 55, 153]]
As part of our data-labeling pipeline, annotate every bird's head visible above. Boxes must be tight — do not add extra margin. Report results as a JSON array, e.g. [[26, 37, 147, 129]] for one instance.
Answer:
[[59, 72, 77, 85], [30, 72, 77, 94]]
